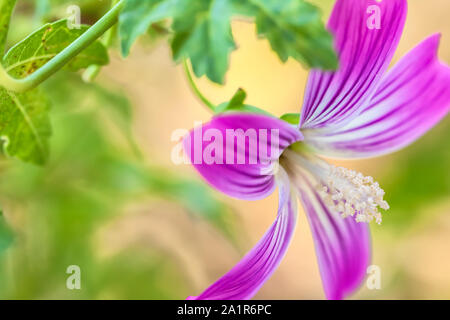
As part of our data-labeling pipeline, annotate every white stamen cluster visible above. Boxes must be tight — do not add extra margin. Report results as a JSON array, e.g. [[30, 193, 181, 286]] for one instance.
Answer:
[[316, 166, 389, 224]]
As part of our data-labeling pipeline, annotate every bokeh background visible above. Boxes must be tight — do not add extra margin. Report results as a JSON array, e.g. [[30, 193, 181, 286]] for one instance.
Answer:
[[0, 0, 449, 299]]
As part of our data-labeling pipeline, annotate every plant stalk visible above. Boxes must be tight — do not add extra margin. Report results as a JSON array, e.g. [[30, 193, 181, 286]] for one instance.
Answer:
[[0, 0, 125, 92]]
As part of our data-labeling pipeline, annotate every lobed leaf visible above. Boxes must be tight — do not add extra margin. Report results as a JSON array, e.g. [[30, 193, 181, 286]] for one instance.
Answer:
[[120, 0, 235, 84], [119, 0, 337, 84], [170, 0, 236, 84], [120, 0, 178, 57]]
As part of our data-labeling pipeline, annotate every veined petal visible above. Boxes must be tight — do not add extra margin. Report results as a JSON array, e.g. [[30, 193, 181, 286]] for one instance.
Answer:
[[184, 113, 303, 200], [188, 168, 297, 300], [300, 0, 407, 130], [289, 167, 371, 300], [303, 34, 450, 158]]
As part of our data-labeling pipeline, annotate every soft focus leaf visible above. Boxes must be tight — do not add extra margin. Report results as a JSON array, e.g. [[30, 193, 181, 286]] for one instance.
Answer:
[[119, 0, 177, 56], [119, 0, 336, 84], [170, 0, 235, 84], [44, 73, 236, 237], [3, 19, 109, 78], [0, 88, 51, 165], [97, 251, 188, 299], [120, 0, 235, 84], [45, 72, 134, 145]]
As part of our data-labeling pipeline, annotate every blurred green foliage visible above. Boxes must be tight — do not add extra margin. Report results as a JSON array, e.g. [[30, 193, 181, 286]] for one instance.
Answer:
[[0, 2, 238, 298], [0, 73, 236, 299], [0, 210, 13, 256], [380, 118, 450, 230]]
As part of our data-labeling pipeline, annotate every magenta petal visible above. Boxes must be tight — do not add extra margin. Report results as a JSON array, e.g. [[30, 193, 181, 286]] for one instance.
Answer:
[[304, 34, 450, 158], [295, 174, 371, 300], [189, 168, 297, 300], [300, 0, 407, 130], [184, 113, 303, 200]]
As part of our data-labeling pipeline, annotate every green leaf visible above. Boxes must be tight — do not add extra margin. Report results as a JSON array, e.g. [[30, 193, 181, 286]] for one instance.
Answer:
[[280, 113, 300, 125], [2, 19, 109, 79], [0, 87, 51, 165], [119, 0, 178, 56], [119, 0, 336, 84], [119, 0, 236, 84], [0, 19, 108, 164], [231, 0, 338, 70], [171, 0, 236, 84], [0, 0, 17, 52]]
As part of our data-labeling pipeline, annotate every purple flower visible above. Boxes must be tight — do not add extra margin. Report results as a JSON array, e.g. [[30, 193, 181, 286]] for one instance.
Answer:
[[183, 0, 450, 300]]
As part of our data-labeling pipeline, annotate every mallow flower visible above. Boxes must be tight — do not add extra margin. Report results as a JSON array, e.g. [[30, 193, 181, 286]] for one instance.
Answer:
[[183, 0, 450, 300]]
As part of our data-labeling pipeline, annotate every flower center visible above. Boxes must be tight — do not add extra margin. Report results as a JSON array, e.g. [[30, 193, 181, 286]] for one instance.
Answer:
[[281, 147, 389, 224], [315, 165, 389, 224]]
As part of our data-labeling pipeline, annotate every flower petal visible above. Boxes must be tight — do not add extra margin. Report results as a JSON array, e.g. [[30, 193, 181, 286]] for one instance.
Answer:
[[184, 113, 303, 200], [188, 168, 297, 300], [300, 0, 407, 130], [303, 34, 450, 158], [292, 170, 371, 300]]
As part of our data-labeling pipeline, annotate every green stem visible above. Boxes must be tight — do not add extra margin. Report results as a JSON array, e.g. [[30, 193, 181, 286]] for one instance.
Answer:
[[0, 0, 17, 54], [82, 64, 102, 83], [33, 0, 50, 28], [0, 0, 125, 93], [182, 59, 215, 112], [82, 0, 120, 83], [82, 24, 115, 82]]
